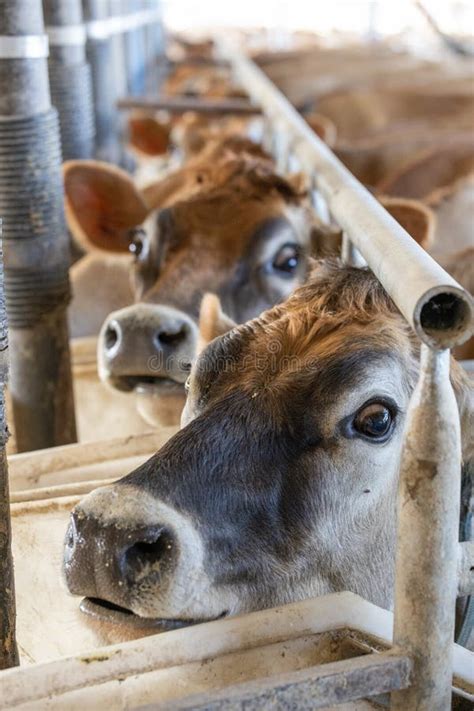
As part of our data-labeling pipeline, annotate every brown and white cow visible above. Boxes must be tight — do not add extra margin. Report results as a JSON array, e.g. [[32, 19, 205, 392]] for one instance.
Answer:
[[64, 260, 473, 625]]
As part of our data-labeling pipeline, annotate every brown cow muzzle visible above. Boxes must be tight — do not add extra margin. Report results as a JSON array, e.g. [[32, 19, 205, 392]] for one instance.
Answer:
[[98, 303, 198, 395]]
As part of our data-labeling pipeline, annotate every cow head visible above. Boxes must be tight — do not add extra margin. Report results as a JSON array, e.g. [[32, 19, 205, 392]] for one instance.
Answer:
[[63, 158, 320, 426], [64, 262, 473, 625]]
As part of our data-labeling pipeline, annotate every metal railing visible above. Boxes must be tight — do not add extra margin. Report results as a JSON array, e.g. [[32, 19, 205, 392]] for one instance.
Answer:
[[216, 39, 474, 709]]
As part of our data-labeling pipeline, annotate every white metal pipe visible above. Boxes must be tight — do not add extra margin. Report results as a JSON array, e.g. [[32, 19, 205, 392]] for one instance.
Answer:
[[391, 347, 462, 710], [217, 40, 474, 351]]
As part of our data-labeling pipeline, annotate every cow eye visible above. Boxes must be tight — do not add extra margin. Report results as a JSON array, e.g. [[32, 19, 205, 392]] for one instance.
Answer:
[[353, 402, 394, 441], [272, 243, 300, 275], [129, 228, 148, 260]]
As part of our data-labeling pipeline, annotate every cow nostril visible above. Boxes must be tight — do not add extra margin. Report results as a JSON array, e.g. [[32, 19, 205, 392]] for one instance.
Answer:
[[122, 528, 174, 582], [104, 321, 121, 354], [155, 326, 187, 349]]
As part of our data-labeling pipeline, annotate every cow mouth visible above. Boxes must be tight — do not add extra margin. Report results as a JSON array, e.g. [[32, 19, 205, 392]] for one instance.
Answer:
[[108, 375, 185, 395], [80, 597, 197, 630]]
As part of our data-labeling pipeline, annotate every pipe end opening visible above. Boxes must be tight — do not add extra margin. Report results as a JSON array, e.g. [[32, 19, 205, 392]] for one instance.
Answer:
[[418, 290, 473, 349]]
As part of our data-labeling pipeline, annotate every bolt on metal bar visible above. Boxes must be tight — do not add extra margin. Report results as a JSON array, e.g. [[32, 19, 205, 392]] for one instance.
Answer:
[[217, 39, 474, 351], [0, 232, 18, 670]]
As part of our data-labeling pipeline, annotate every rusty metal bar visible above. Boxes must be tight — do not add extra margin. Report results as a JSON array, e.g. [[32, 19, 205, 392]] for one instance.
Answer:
[[157, 652, 412, 711], [0, 0, 77, 452], [0, 236, 18, 670], [117, 96, 260, 115], [217, 39, 474, 351]]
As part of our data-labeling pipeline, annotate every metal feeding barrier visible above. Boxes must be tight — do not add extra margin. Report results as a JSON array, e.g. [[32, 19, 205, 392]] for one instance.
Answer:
[[0, 8, 472, 706], [212, 40, 474, 710]]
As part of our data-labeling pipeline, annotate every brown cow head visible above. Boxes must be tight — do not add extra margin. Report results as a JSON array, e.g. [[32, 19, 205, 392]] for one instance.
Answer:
[[64, 262, 473, 625], [63, 158, 319, 426]]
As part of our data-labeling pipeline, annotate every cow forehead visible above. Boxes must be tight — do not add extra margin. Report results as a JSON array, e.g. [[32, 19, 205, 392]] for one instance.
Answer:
[[193, 265, 415, 405], [151, 200, 308, 263], [201, 322, 411, 405]]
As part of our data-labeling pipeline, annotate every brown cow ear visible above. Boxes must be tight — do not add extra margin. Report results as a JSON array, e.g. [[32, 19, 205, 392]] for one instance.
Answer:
[[63, 160, 149, 253], [198, 293, 236, 354], [128, 114, 171, 156], [379, 196, 435, 251]]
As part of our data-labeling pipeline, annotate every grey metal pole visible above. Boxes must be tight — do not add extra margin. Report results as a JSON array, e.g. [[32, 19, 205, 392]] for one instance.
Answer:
[[43, 0, 95, 160], [0, 238, 19, 669], [83, 0, 118, 161], [124, 0, 147, 96], [391, 346, 461, 709], [108, 0, 131, 167], [145, 0, 165, 91], [0, 0, 77, 452]]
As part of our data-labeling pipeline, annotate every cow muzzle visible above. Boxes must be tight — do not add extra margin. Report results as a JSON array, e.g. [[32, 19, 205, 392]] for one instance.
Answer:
[[98, 303, 198, 396], [63, 484, 221, 624], [64, 497, 176, 622]]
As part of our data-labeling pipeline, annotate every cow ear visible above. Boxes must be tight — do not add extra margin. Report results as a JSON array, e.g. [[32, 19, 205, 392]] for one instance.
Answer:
[[63, 161, 149, 253], [379, 196, 435, 251], [128, 114, 171, 157], [304, 112, 337, 147], [198, 293, 236, 354]]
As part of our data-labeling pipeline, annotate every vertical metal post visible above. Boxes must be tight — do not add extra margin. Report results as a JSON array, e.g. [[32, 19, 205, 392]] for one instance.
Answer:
[[0, 0, 77, 452], [0, 236, 19, 669], [83, 0, 118, 161], [391, 346, 461, 710], [145, 0, 164, 77], [107, 0, 133, 168], [43, 0, 95, 160], [124, 0, 147, 96]]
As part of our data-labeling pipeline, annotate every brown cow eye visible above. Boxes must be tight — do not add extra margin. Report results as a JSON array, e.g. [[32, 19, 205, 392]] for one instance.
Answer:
[[353, 403, 393, 440], [272, 243, 300, 274], [129, 228, 147, 259]]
